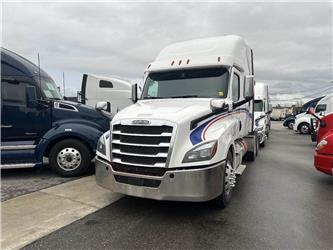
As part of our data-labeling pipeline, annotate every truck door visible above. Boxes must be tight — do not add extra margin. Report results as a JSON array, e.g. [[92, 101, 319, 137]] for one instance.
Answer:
[[1, 77, 51, 142], [230, 67, 250, 135]]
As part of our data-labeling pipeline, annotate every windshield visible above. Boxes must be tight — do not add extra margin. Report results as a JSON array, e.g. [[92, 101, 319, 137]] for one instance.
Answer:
[[142, 67, 229, 99], [35, 77, 63, 100], [254, 100, 264, 112]]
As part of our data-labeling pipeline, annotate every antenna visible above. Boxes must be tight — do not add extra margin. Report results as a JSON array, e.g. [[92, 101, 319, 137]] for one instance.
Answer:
[[62, 71, 66, 97], [37, 53, 42, 92]]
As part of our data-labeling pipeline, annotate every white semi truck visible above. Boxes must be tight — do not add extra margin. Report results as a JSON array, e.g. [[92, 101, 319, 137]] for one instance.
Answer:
[[95, 35, 258, 208], [254, 82, 271, 147], [78, 74, 132, 113]]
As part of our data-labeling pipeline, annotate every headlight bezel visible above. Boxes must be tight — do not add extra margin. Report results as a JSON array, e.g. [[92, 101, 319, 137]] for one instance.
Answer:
[[182, 140, 218, 163], [97, 134, 106, 155]]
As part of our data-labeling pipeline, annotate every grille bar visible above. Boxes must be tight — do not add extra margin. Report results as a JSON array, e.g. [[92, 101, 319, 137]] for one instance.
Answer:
[[112, 140, 170, 147], [112, 149, 168, 158], [112, 158, 166, 168], [112, 131, 172, 137]]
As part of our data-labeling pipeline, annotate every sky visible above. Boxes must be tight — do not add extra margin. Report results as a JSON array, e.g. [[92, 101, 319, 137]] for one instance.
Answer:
[[2, 1, 332, 105]]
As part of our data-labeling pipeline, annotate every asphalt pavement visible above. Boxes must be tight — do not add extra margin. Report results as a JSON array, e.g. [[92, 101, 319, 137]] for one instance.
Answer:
[[1, 164, 94, 201], [24, 122, 333, 249]]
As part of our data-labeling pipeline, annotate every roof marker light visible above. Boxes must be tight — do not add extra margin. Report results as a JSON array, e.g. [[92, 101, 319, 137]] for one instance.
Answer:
[[186, 59, 190, 64], [178, 60, 182, 65], [147, 64, 151, 69], [218, 57, 221, 62], [171, 61, 175, 66]]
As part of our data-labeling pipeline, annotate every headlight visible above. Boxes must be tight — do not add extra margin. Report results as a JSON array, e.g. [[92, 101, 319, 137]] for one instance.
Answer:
[[97, 134, 106, 155], [183, 140, 217, 163], [316, 139, 327, 151]]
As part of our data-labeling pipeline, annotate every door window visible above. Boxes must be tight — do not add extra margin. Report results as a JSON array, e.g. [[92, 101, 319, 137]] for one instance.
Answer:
[[232, 73, 240, 101], [1, 80, 28, 104], [99, 80, 113, 88], [315, 104, 327, 113]]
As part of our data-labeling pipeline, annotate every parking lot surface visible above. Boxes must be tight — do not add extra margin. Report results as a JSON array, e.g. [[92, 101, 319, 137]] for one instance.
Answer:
[[24, 122, 333, 249]]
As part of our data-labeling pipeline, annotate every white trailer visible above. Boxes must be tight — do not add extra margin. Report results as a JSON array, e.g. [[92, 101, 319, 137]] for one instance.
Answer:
[[78, 74, 132, 114], [254, 82, 271, 147], [95, 35, 258, 208]]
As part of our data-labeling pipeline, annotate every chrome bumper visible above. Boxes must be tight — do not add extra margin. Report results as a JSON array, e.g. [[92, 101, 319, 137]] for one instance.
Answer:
[[95, 157, 225, 202]]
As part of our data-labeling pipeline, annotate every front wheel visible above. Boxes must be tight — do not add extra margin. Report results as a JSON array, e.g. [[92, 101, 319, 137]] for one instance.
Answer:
[[49, 139, 91, 177], [214, 151, 234, 208], [298, 123, 310, 134]]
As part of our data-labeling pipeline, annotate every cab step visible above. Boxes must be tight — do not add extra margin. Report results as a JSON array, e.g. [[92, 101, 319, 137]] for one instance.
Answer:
[[235, 164, 246, 176]]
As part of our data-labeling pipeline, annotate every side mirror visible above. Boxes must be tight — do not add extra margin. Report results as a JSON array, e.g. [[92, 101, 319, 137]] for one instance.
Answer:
[[26, 86, 37, 108], [244, 75, 254, 99], [95, 101, 111, 112], [210, 99, 231, 113], [132, 84, 138, 103]]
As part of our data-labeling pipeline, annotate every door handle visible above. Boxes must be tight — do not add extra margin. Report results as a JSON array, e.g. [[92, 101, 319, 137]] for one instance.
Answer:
[[1, 124, 13, 128]]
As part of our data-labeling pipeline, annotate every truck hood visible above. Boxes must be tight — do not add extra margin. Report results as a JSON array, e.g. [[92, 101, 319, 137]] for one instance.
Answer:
[[52, 100, 110, 132], [113, 98, 213, 124]]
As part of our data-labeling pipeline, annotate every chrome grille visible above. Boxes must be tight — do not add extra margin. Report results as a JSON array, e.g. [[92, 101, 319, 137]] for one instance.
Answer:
[[111, 123, 173, 170]]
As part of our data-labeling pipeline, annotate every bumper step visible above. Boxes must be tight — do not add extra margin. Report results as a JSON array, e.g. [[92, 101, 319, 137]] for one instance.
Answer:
[[235, 164, 246, 176]]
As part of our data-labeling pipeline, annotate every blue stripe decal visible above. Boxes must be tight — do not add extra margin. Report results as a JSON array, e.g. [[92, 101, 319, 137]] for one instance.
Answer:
[[189, 108, 250, 145]]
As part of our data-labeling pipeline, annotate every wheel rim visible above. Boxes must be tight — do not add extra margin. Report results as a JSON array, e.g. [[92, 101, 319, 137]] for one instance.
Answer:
[[57, 147, 81, 171], [300, 124, 309, 134], [224, 160, 235, 196]]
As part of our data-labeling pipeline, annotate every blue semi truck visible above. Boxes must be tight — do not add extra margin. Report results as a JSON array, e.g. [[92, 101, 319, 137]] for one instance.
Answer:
[[1, 48, 111, 176]]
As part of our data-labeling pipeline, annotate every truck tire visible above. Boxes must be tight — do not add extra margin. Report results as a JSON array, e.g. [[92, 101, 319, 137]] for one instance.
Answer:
[[214, 150, 234, 208], [298, 122, 310, 134], [49, 139, 91, 177]]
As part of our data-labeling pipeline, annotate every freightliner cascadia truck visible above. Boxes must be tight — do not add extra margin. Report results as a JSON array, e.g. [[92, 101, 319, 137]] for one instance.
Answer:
[[95, 35, 258, 208]]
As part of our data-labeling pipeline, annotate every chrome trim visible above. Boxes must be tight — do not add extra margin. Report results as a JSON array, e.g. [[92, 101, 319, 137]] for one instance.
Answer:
[[0, 145, 36, 151], [112, 158, 166, 168], [1, 163, 35, 169], [112, 140, 170, 147], [112, 149, 168, 158], [54, 101, 78, 112], [1, 125, 13, 128]]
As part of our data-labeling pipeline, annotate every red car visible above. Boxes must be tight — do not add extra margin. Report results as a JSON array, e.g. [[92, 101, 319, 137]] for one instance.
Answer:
[[308, 109, 333, 175]]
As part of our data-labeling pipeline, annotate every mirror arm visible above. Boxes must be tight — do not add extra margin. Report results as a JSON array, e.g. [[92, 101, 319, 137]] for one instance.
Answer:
[[310, 113, 321, 121], [233, 97, 252, 109]]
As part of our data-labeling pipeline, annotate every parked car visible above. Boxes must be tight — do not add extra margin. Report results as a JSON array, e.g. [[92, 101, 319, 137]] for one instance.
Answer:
[[293, 96, 324, 134], [96, 35, 258, 208], [1, 48, 111, 176], [283, 115, 295, 129], [307, 108, 333, 176]]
